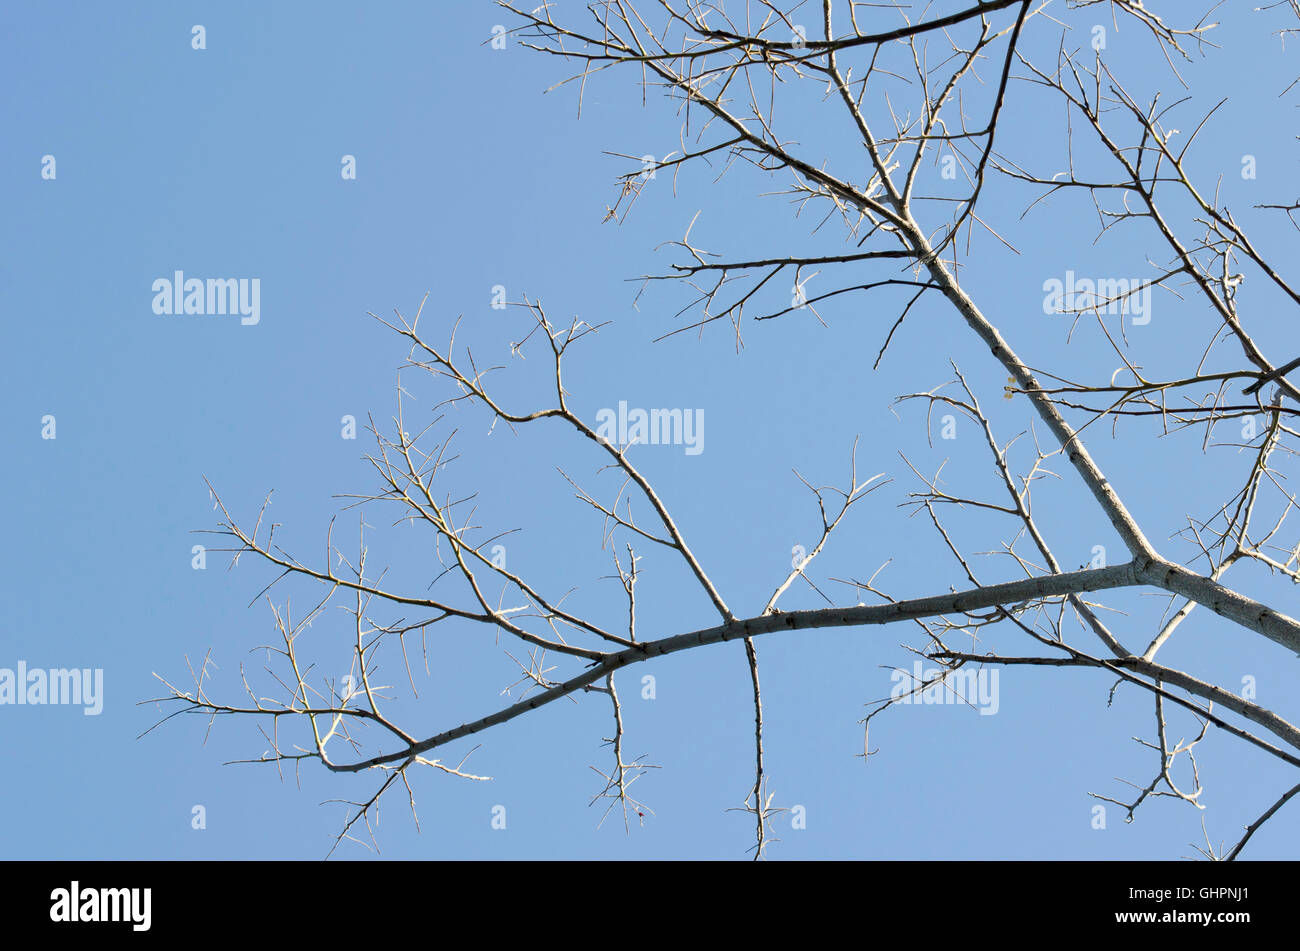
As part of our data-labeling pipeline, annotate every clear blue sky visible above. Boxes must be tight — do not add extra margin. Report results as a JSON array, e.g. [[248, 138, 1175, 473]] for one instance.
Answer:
[[3, 1, 1299, 859]]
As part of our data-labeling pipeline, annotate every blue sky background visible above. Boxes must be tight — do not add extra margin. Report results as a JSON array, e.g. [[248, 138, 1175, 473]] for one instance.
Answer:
[[3, 0, 1300, 859]]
